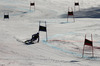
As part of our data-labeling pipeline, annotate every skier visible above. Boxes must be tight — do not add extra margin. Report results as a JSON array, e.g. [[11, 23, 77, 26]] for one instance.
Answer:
[[25, 32, 39, 45], [31, 32, 39, 43]]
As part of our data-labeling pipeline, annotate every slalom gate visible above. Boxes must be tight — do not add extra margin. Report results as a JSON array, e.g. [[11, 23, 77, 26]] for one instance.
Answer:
[[42, 32, 100, 60]]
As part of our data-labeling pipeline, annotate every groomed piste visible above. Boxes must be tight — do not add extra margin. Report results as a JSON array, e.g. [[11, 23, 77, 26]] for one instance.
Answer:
[[42, 32, 100, 60], [1, 0, 100, 66]]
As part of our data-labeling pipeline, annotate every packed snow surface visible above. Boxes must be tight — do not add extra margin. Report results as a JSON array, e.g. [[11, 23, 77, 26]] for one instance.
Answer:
[[0, 0, 100, 66]]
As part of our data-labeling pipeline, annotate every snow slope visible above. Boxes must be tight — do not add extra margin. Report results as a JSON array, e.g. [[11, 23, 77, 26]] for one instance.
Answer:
[[0, 0, 100, 66]]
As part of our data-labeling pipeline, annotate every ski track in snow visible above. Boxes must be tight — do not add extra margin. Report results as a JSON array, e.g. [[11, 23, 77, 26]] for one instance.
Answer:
[[42, 31, 100, 61], [1, 0, 100, 66]]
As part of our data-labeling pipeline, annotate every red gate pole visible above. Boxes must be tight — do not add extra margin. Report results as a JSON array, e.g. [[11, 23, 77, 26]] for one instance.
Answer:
[[91, 34, 94, 57], [67, 7, 75, 22], [82, 34, 86, 57], [71, 7, 75, 22], [73, 15, 75, 22]]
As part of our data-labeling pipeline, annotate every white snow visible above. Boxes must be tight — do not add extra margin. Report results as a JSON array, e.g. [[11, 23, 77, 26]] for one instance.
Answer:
[[0, 0, 100, 66]]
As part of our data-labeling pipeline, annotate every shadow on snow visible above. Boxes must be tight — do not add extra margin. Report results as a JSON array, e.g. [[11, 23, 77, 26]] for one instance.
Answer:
[[60, 6, 100, 18]]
